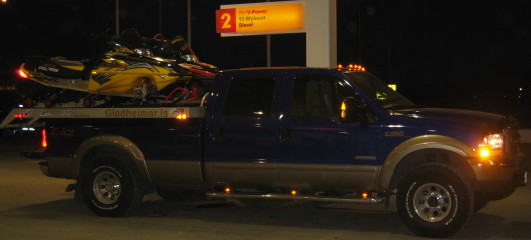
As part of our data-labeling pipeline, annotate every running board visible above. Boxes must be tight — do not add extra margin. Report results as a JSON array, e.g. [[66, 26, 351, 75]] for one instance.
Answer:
[[206, 192, 384, 204]]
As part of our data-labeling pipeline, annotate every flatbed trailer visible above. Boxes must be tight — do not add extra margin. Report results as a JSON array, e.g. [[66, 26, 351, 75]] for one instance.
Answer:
[[0, 106, 206, 130]]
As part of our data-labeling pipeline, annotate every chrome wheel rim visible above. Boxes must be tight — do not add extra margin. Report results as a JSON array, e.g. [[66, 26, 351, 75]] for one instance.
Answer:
[[93, 171, 121, 204], [413, 183, 452, 222]]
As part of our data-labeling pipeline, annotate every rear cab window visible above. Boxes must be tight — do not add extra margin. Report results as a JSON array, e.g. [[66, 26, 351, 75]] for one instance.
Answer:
[[223, 75, 276, 119]]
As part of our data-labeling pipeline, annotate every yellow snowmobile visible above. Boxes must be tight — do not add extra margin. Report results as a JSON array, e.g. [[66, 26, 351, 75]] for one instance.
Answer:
[[17, 28, 217, 107]]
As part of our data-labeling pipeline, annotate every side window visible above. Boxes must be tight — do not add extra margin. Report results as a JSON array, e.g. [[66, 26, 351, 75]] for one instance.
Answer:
[[223, 75, 275, 118], [290, 74, 361, 121], [290, 75, 339, 120]]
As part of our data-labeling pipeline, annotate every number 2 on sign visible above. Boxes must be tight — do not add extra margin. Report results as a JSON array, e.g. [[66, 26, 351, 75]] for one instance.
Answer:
[[216, 8, 236, 33], [221, 13, 231, 29]]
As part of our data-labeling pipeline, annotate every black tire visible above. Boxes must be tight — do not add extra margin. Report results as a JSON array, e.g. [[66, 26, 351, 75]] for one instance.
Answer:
[[79, 150, 145, 217], [396, 164, 473, 238]]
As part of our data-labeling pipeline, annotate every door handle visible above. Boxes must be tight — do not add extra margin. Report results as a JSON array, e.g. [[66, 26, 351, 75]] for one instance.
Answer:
[[280, 127, 291, 143], [214, 128, 223, 142]]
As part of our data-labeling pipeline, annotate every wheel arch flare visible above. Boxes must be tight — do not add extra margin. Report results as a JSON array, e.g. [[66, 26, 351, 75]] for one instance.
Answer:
[[377, 135, 476, 192], [73, 134, 152, 182]]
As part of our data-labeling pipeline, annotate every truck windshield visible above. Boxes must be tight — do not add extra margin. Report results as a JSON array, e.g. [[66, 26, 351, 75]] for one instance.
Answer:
[[343, 71, 416, 110]]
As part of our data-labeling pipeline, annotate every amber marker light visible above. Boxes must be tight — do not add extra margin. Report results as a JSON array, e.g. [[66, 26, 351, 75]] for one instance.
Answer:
[[176, 113, 188, 120], [479, 147, 491, 158], [290, 190, 298, 196], [225, 187, 232, 194], [362, 192, 369, 199], [340, 101, 347, 119]]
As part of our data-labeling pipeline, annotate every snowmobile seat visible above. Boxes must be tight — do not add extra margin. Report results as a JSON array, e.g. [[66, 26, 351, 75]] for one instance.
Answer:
[[50, 56, 84, 67], [45, 56, 85, 79]]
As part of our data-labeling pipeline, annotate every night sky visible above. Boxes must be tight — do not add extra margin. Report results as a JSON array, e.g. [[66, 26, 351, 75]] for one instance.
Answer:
[[1, 0, 530, 123]]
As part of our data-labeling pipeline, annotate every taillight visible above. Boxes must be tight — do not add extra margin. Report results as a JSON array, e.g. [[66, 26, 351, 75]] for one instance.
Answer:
[[41, 129, 48, 148], [17, 68, 28, 79]]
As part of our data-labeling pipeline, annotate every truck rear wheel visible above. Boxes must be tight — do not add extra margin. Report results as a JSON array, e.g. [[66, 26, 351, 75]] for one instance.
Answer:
[[79, 151, 145, 217], [396, 164, 473, 238]]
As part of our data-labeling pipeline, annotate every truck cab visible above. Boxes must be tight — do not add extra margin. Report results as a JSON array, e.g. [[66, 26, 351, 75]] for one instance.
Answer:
[[205, 67, 525, 198], [205, 67, 383, 192], [202, 67, 527, 237]]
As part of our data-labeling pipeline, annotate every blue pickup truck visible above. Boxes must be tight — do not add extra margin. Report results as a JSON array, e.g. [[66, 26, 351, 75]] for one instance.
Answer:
[[4, 67, 527, 237]]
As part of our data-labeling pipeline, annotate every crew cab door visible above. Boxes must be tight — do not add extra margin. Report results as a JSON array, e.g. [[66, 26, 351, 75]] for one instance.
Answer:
[[205, 73, 280, 188], [278, 73, 380, 191]]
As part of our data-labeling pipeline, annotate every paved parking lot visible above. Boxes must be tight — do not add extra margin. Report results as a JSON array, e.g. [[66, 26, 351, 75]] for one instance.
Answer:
[[1, 135, 530, 240]]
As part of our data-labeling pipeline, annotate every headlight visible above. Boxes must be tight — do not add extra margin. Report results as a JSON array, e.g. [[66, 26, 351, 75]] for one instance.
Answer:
[[478, 133, 503, 159], [134, 48, 154, 57], [485, 133, 503, 149], [181, 54, 199, 63]]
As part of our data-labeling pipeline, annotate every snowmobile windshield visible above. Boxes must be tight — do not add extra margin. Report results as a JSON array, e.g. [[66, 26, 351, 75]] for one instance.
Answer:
[[343, 71, 416, 110], [117, 28, 146, 50], [168, 36, 199, 63], [110, 28, 155, 57]]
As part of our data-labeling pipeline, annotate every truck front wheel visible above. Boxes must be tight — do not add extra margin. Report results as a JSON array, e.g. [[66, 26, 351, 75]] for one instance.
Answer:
[[396, 164, 473, 238], [79, 151, 145, 217]]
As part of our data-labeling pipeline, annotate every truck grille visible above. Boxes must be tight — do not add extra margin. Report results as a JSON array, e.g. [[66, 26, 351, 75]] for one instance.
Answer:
[[503, 128, 520, 159]]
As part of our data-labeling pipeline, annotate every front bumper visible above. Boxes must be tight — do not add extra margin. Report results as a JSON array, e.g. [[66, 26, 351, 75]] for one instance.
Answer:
[[471, 150, 528, 183], [471, 154, 529, 201]]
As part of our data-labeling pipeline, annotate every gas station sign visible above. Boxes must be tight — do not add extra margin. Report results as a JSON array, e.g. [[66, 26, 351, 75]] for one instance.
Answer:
[[216, 1, 304, 36]]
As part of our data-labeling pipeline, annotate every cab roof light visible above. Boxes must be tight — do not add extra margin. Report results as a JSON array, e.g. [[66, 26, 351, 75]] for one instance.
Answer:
[[337, 64, 366, 72]]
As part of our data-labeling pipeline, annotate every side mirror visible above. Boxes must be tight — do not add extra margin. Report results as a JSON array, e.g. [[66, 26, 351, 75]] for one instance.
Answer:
[[340, 97, 371, 125]]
